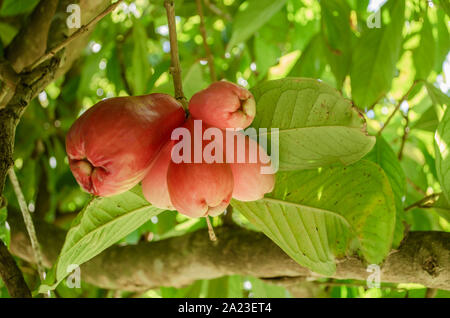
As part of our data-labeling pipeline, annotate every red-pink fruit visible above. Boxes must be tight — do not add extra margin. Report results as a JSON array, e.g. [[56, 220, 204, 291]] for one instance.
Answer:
[[142, 140, 174, 210], [189, 81, 256, 130], [167, 118, 234, 217], [66, 94, 186, 197], [226, 132, 275, 201], [167, 162, 233, 217]]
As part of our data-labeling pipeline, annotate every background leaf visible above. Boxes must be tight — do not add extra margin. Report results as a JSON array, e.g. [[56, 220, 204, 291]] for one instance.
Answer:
[[413, 14, 435, 80], [227, 0, 287, 51], [350, 0, 405, 109], [435, 105, 450, 202]]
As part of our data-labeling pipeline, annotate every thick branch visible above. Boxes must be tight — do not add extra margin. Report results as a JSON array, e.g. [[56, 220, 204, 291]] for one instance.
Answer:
[[7, 212, 450, 291], [0, 240, 31, 298], [27, 0, 123, 71], [6, 0, 59, 73]]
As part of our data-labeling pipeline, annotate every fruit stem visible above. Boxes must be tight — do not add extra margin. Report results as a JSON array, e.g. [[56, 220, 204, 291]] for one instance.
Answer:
[[205, 216, 217, 242], [164, 0, 188, 109]]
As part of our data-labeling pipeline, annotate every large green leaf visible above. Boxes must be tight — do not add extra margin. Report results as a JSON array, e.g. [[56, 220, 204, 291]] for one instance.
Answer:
[[364, 136, 406, 248], [350, 0, 405, 109], [413, 15, 435, 80], [435, 105, 450, 202], [232, 160, 396, 275], [41, 187, 162, 291], [226, 0, 287, 51], [320, 0, 353, 88], [251, 78, 375, 170]]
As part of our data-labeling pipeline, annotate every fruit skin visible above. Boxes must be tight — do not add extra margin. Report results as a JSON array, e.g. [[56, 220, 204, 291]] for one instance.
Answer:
[[226, 131, 275, 201], [188, 81, 256, 130], [167, 162, 234, 218], [141, 140, 174, 210], [66, 94, 186, 197], [167, 118, 234, 217]]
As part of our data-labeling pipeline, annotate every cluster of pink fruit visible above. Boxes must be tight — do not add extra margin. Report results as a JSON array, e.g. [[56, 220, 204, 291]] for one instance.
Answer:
[[66, 81, 275, 218]]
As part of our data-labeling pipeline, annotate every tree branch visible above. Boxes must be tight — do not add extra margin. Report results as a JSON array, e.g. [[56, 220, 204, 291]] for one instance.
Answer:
[[27, 0, 123, 71], [7, 211, 450, 291], [0, 240, 31, 298], [164, 0, 188, 108], [378, 80, 420, 135], [196, 0, 217, 82]]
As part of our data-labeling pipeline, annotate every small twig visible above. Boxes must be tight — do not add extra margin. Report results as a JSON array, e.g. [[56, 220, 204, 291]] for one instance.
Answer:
[[205, 216, 217, 242], [27, 0, 123, 71], [203, 0, 232, 21], [8, 168, 46, 283], [405, 193, 441, 212], [397, 110, 410, 160], [164, 0, 188, 109], [378, 80, 420, 135], [0, 240, 31, 298], [196, 0, 217, 82]]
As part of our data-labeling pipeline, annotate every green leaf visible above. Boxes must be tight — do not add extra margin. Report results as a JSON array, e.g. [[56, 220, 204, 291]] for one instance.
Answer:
[[250, 78, 375, 170], [413, 15, 435, 80], [350, 0, 405, 109], [435, 11, 450, 72], [364, 136, 406, 248], [0, 22, 18, 46], [232, 160, 396, 275], [434, 195, 450, 223], [425, 82, 450, 110], [436, 0, 450, 17], [43, 186, 162, 290], [182, 62, 208, 100], [412, 105, 439, 132], [227, 0, 287, 51], [246, 277, 289, 298], [130, 17, 150, 95], [288, 34, 326, 78], [0, 206, 9, 247], [435, 105, 450, 202], [0, 0, 39, 16], [320, 0, 353, 88]]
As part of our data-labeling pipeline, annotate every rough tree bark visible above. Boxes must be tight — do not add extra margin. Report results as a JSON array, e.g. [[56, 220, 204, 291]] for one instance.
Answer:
[[7, 211, 450, 292]]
